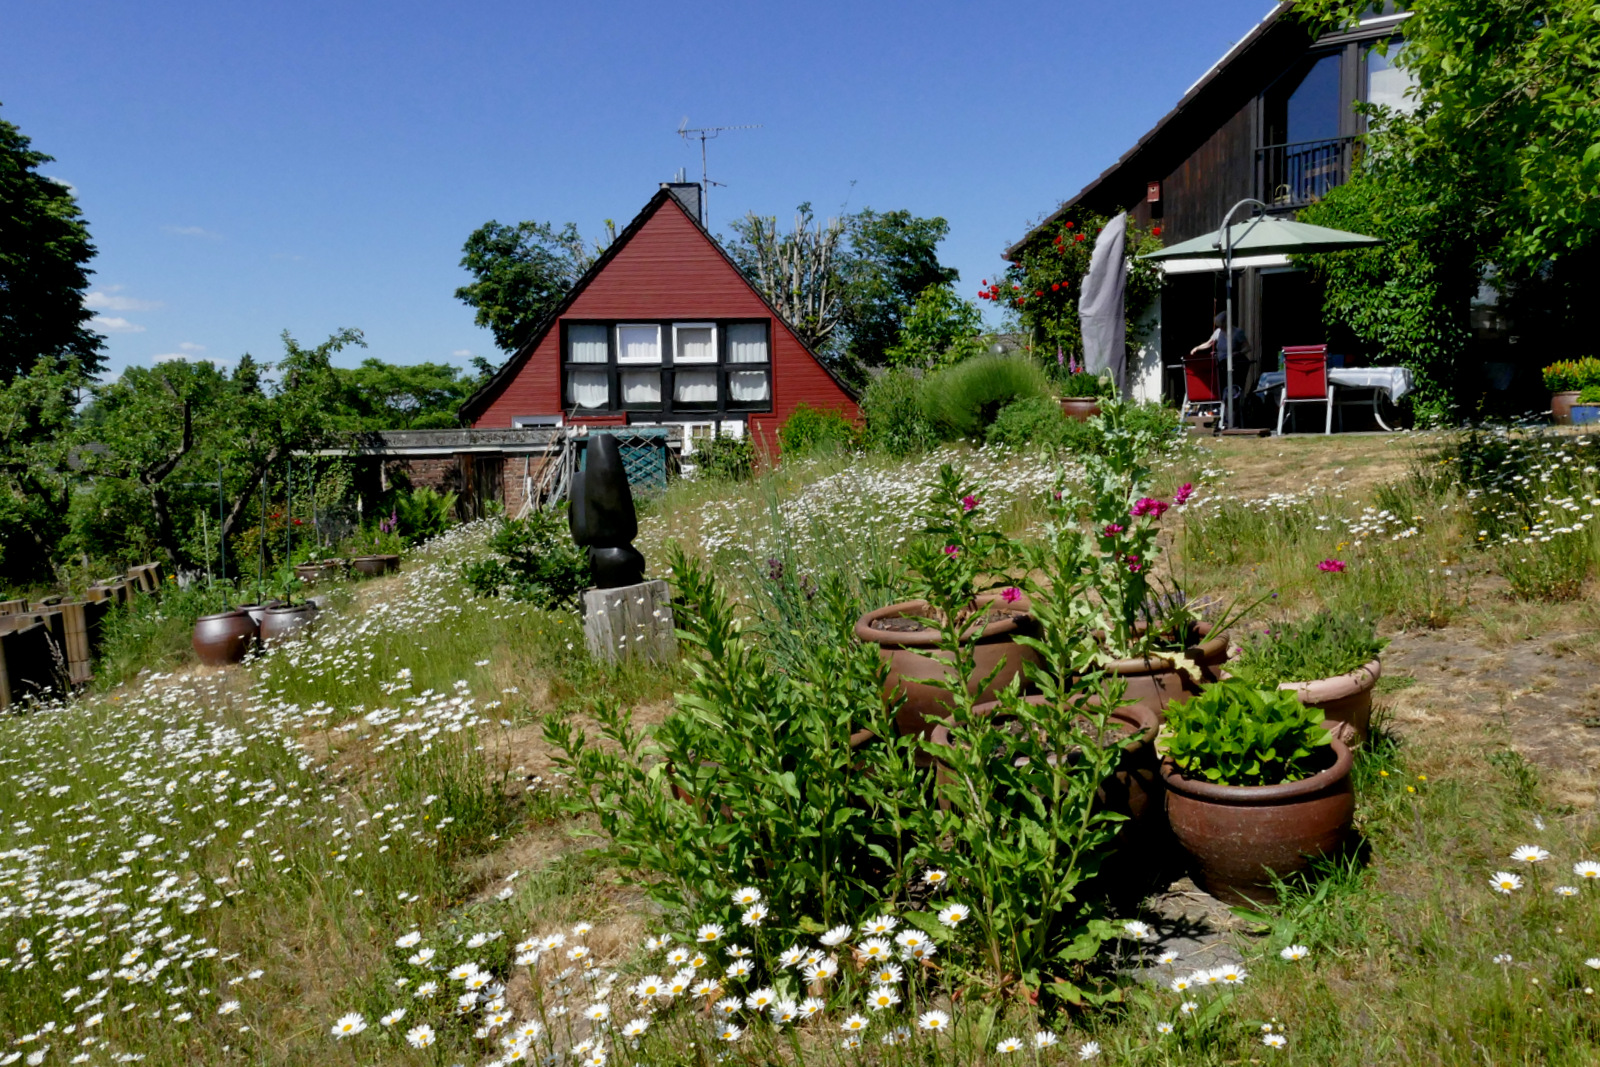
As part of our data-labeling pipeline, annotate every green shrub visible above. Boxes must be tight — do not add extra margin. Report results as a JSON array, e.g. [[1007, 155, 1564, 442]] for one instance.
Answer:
[[985, 396, 1069, 451], [1230, 610, 1388, 687], [1059, 370, 1115, 399], [393, 486, 457, 543], [1164, 680, 1333, 787], [1541, 356, 1600, 393], [460, 508, 588, 609], [777, 403, 860, 456], [919, 353, 1053, 440], [691, 431, 754, 481], [1579, 384, 1600, 404], [858, 369, 937, 456], [95, 581, 235, 687]]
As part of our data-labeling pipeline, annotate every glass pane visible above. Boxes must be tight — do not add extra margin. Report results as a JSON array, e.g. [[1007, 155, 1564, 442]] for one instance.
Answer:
[[566, 370, 609, 409], [675, 325, 717, 364], [728, 323, 769, 363], [620, 370, 662, 406], [674, 369, 718, 405], [617, 325, 661, 364], [728, 369, 770, 404], [568, 324, 608, 363], [1265, 52, 1342, 145], [1367, 44, 1417, 114]]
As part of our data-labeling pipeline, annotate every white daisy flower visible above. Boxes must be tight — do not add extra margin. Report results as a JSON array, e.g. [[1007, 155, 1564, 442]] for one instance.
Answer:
[[731, 887, 761, 906], [621, 1017, 649, 1038], [330, 1013, 367, 1038], [937, 903, 970, 928], [395, 931, 423, 949], [1279, 944, 1310, 961], [1263, 1033, 1287, 1049], [1574, 860, 1600, 880], [996, 1037, 1024, 1053], [1490, 871, 1524, 894], [820, 924, 852, 947], [918, 1010, 950, 1031], [405, 1023, 435, 1048], [1079, 1040, 1101, 1060], [696, 923, 724, 943], [866, 985, 900, 1011], [1511, 845, 1551, 864], [841, 1013, 868, 1033]]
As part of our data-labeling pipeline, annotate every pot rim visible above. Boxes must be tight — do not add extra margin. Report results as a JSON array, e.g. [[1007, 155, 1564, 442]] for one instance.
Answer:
[[265, 603, 316, 615], [1160, 734, 1352, 804], [855, 592, 1034, 650], [195, 610, 250, 623], [1101, 621, 1227, 674], [1276, 658, 1382, 703]]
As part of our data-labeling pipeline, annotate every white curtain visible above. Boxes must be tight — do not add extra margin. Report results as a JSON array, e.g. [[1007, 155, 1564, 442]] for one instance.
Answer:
[[675, 325, 716, 364], [618, 325, 661, 364], [729, 369, 770, 403], [568, 324, 608, 363], [674, 370, 718, 404], [728, 323, 768, 363], [620, 371, 662, 405], [566, 370, 608, 409]]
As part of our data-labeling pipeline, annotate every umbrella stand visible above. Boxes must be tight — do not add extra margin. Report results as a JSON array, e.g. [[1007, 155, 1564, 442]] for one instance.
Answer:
[[1218, 198, 1268, 429]]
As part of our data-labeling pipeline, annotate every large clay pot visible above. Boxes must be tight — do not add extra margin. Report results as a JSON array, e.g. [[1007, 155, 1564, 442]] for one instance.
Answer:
[[1278, 659, 1381, 745], [1060, 398, 1103, 422], [294, 561, 343, 586], [855, 593, 1041, 739], [380, 554, 401, 573], [1162, 735, 1354, 907], [259, 603, 316, 645], [1102, 622, 1230, 719], [351, 556, 387, 578], [192, 611, 257, 666], [237, 603, 276, 629], [1551, 391, 1581, 425]]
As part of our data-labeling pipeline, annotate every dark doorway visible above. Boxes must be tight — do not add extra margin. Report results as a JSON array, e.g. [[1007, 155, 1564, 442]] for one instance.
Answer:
[[1259, 270, 1324, 371], [1159, 273, 1220, 404]]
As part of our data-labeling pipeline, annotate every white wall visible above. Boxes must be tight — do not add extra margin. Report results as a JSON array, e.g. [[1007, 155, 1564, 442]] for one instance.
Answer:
[[1129, 294, 1164, 404]]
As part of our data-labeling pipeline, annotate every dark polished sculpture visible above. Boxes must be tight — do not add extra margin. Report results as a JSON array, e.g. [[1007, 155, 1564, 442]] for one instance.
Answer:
[[569, 434, 647, 588]]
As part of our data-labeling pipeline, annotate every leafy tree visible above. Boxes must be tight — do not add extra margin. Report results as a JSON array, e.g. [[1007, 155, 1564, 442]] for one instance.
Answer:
[[455, 219, 615, 352], [0, 358, 83, 583], [333, 358, 480, 429], [724, 204, 847, 353], [0, 107, 104, 382], [839, 209, 959, 368], [883, 283, 984, 369]]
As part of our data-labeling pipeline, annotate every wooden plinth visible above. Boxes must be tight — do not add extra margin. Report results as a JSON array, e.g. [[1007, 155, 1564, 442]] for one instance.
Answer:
[[581, 579, 677, 664]]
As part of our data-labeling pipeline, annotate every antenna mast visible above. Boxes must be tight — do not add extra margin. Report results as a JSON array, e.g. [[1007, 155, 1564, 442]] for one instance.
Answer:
[[676, 118, 761, 228]]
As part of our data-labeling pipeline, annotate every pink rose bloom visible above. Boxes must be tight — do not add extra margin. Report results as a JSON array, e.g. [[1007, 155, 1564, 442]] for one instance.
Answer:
[[1317, 559, 1347, 573], [1000, 586, 1022, 604]]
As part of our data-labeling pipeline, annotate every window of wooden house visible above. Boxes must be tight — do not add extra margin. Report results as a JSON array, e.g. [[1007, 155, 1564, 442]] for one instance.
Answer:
[[1365, 42, 1417, 114], [561, 320, 773, 416], [565, 324, 610, 409], [1264, 52, 1343, 147], [726, 322, 770, 408]]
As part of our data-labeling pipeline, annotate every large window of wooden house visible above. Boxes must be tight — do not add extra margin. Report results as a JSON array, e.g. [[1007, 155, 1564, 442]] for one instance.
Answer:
[[562, 320, 772, 416], [1264, 52, 1343, 147], [1366, 42, 1417, 114]]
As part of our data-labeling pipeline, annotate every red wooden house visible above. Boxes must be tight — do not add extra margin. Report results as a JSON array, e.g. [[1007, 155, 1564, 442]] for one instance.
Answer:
[[460, 183, 858, 448]]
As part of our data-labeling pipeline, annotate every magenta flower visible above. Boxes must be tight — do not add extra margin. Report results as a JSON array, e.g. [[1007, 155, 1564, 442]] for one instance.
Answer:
[[1174, 483, 1195, 506], [1128, 560, 1143, 573], [943, 545, 961, 557], [1000, 586, 1022, 604], [1317, 559, 1347, 573], [1103, 523, 1125, 536], [1131, 497, 1170, 519], [960, 495, 980, 512]]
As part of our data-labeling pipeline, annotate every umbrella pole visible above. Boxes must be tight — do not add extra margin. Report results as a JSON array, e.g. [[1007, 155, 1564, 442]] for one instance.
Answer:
[[1215, 198, 1268, 431]]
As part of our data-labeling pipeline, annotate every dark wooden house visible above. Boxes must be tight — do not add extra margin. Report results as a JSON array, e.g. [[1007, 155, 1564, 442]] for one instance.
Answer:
[[1005, 2, 1416, 407]]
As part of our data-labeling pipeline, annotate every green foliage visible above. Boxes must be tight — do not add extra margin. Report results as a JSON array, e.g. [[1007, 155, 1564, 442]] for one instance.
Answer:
[[985, 397, 1070, 452], [724, 204, 847, 354], [858, 369, 937, 456], [1230, 609, 1388, 687], [776, 403, 860, 456], [882, 283, 984, 369], [455, 219, 605, 352], [839, 209, 960, 369], [1542, 357, 1600, 393], [919, 354, 1053, 441], [690, 431, 754, 481], [1164, 680, 1334, 787], [94, 580, 236, 688], [461, 508, 588, 609], [0, 107, 104, 382], [392, 485, 457, 543], [1578, 385, 1600, 404], [1059, 370, 1114, 399], [0, 358, 81, 583], [332, 357, 485, 429]]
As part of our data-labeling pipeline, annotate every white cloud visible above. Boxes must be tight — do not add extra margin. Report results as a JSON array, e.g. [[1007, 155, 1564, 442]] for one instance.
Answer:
[[163, 225, 222, 239], [44, 175, 78, 196], [86, 287, 163, 312], [92, 316, 146, 334], [178, 342, 206, 353], [451, 349, 473, 357]]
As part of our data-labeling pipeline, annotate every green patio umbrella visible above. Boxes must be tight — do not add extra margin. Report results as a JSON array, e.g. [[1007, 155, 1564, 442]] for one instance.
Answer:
[[1137, 200, 1381, 428]]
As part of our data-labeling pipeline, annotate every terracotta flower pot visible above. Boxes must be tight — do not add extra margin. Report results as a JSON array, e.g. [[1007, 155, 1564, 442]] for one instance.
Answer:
[[1060, 397, 1103, 422], [1161, 735, 1355, 907], [192, 610, 257, 666], [259, 603, 317, 645], [350, 556, 387, 578], [1551, 390, 1581, 425], [294, 561, 343, 586], [1277, 659, 1381, 744], [1102, 622, 1230, 720], [855, 593, 1041, 739]]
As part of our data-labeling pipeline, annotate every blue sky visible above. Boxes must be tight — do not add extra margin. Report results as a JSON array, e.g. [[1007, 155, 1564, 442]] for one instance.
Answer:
[[2, 0, 1277, 376]]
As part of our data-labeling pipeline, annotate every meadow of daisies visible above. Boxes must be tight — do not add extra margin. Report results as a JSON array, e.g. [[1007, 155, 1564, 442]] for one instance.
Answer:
[[3, 427, 1600, 1066]]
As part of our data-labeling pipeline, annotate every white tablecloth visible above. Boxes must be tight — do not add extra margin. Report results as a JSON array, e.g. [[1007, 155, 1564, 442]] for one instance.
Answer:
[[1255, 366, 1414, 401]]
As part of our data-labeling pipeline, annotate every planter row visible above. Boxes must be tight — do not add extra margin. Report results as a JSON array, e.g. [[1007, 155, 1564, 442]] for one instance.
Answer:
[[294, 555, 401, 586], [192, 603, 318, 667]]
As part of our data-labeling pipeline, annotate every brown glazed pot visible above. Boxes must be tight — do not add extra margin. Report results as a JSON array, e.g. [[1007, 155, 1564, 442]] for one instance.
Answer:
[[1102, 622, 1230, 719], [351, 556, 388, 578], [259, 603, 317, 645], [1551, 390, 1581, 425], [1060, 398, 1103, 422], [379, 554, 402, 573], [1162, 735, 1355, 907], [192, 610, 257, 666], [855, 593, 1041, 739], [1278, 659, 1381, 745], [294, 562, 342, 585]]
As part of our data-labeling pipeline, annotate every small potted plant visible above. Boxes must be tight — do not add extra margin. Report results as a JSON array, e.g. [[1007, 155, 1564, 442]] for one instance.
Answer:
[[1160, 679, 1354, 906], [1227, 609, 1387, 743], [1059, 368, 1114, 421], [1571, 384, 1600, 426], [1543, 357, 1600, 424]]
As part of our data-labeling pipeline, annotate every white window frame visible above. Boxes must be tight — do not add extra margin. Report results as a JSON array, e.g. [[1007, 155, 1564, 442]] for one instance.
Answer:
[[512, 415, 564, 428], [726, 322, 770, 364], [672, 322, 718, 365], [616, 323, 663, 365]]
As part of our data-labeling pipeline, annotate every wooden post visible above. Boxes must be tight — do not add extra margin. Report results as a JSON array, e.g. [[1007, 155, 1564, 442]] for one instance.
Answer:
[[581, 579, 677, 664]]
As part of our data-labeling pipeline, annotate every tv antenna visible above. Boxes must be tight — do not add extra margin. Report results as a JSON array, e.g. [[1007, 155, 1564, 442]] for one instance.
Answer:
[[677, 118, 761, 227]]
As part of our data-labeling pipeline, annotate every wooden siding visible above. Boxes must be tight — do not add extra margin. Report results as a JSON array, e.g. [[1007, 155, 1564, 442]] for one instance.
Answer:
[[1130, 99, 1257, 245], [472, 197, 858, 435]]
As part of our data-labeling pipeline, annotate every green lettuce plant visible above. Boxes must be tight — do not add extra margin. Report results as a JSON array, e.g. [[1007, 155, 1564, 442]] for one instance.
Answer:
[[1164, 679, 1333, 787]]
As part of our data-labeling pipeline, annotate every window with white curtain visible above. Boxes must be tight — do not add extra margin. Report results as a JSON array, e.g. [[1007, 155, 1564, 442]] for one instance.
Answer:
[[617, 324, 662, 364], [566, 370, 609, 409], [673, 323, 717, 364], [619, 370, 662, 407], [674, 369, 718, 406], [567, 324, 609, 363], [728, 369, 770, 404], [727, 323, 769, 363]]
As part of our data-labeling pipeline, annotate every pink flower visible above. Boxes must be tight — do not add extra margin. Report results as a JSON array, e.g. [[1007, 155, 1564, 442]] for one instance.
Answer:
[[960, 495, 980, 512], [1317, 559, 1347, 573], [944, 545, 961, 557], [1103, 523, 1125, 536], [1000, 586, 1022, 604], [1131, 497, 1170, 519], [1174, 483, 1195, 506], [1128, 561, 1143, 573]]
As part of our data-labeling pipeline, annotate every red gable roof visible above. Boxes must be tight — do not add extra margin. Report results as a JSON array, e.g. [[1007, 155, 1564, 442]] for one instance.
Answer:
[[460, 188, 857, 437]]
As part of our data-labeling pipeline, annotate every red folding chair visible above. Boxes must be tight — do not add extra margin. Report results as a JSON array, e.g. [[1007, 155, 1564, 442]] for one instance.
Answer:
[[1181, 351, 1224, 424], [1276, 344, 1334, 435]]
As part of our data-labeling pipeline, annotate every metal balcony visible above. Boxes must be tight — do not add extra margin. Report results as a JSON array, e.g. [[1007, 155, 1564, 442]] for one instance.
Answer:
[[1256, 137, 1357, 209]]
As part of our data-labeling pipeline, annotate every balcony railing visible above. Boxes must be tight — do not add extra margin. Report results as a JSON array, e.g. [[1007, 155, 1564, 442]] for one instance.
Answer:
[[1256, 137, 1357, 209]]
